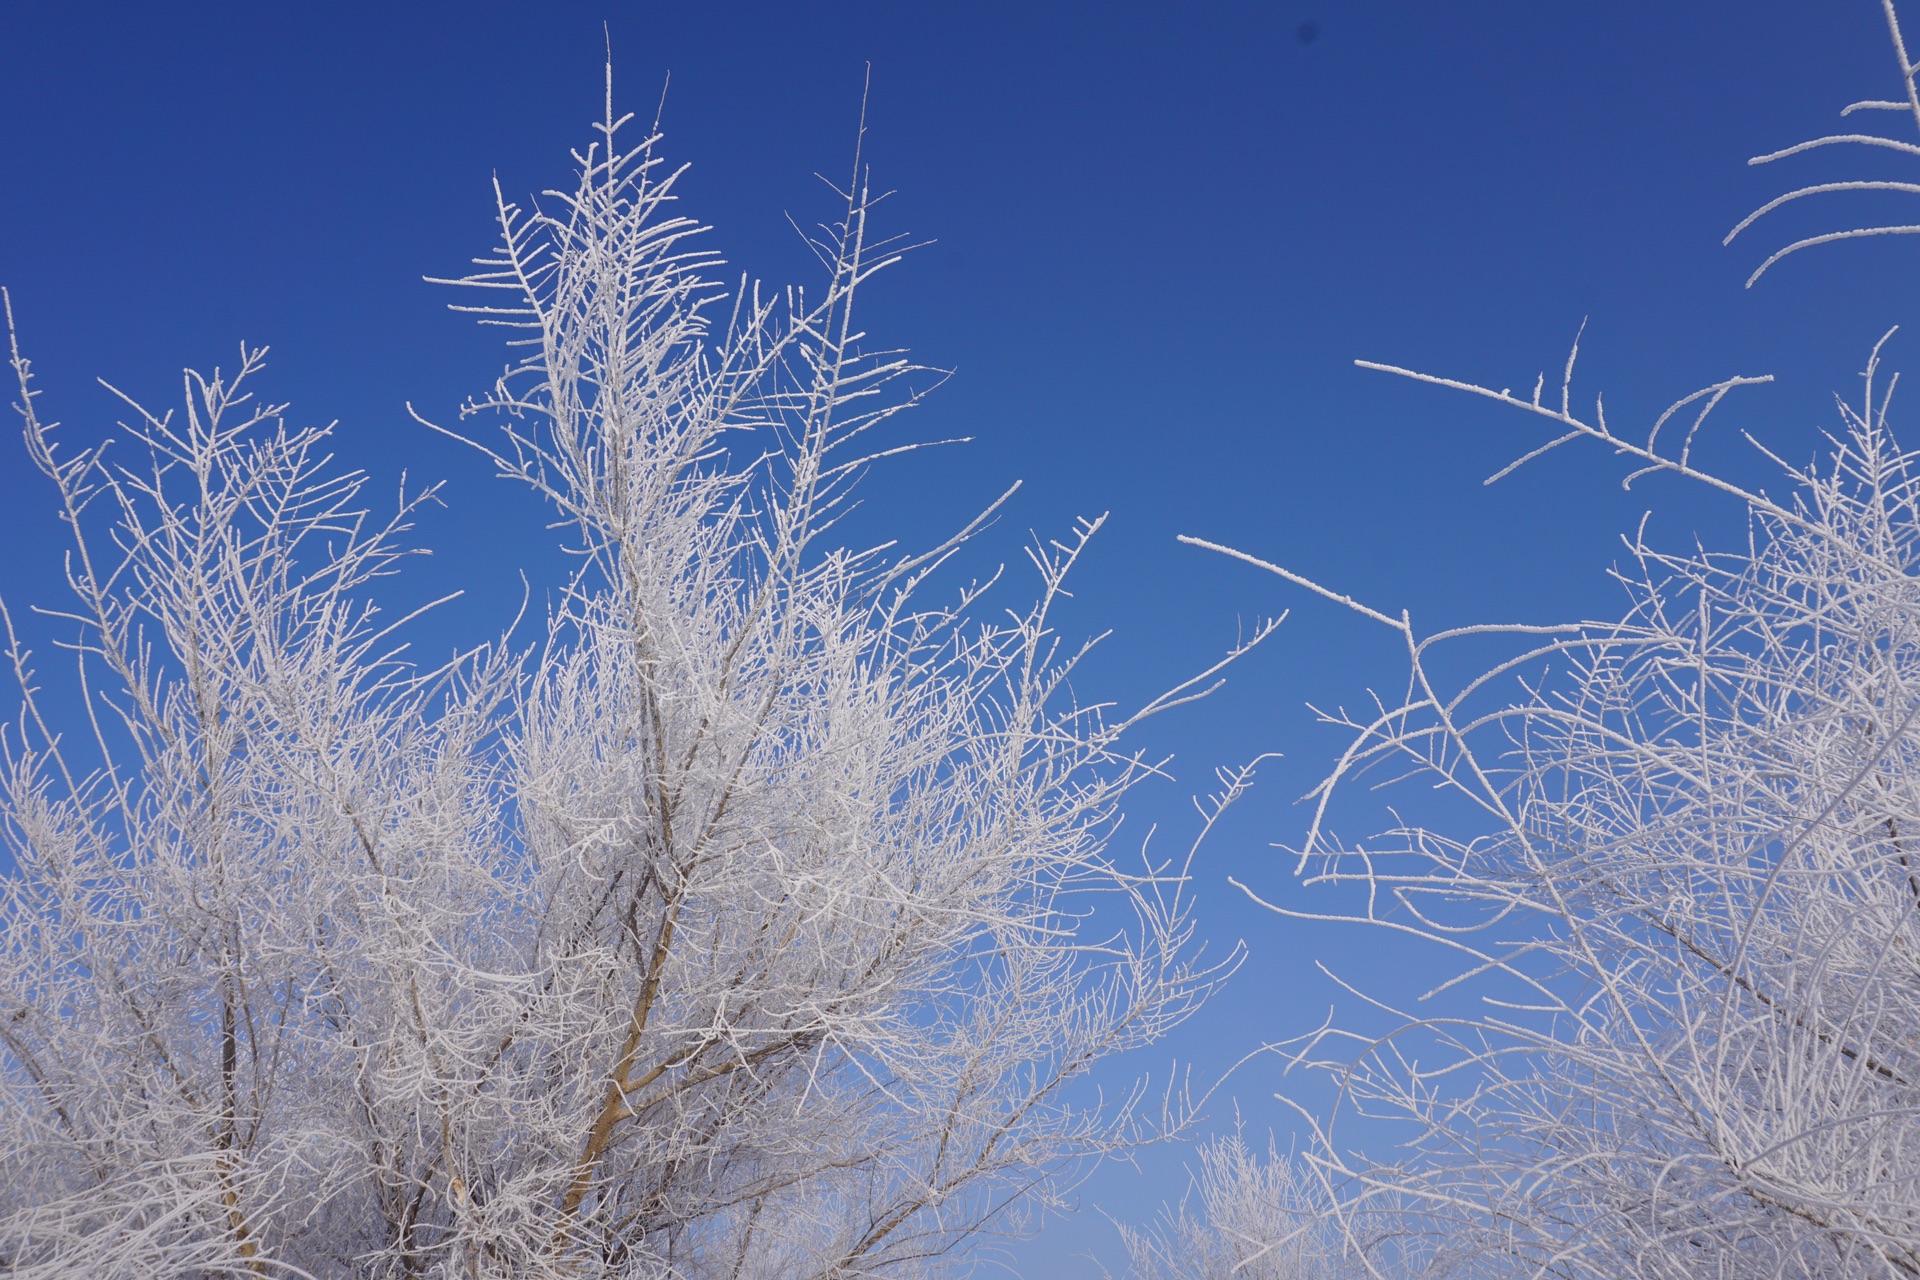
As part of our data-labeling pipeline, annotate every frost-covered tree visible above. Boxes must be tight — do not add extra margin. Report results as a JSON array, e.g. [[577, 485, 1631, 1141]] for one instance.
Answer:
[[1204, 335, 1920, 1280], [0, 84, 1260, 1279], [1182, 6, 1920, 1278], [1116, 1134, 1354, 1280]]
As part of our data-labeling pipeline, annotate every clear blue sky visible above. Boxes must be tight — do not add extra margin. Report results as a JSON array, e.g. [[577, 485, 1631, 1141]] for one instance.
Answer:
[[2, 1, 1915, 1271]]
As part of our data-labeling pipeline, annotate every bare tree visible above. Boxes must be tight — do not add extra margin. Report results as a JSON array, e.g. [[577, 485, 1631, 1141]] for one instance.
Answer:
[[0, 82, 1262, 1279]]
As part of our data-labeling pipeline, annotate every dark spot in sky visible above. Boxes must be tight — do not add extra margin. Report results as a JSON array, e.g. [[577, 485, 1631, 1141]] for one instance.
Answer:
[[1297, 20, 1320, 45]]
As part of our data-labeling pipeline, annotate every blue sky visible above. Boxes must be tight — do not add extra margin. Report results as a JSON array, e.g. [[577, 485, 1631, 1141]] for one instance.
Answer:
[[4, 1, 1918, 1271]]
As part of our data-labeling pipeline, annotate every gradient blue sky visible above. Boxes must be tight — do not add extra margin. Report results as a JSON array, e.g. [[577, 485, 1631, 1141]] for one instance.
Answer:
[[3, 1, 1917, 1271]]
